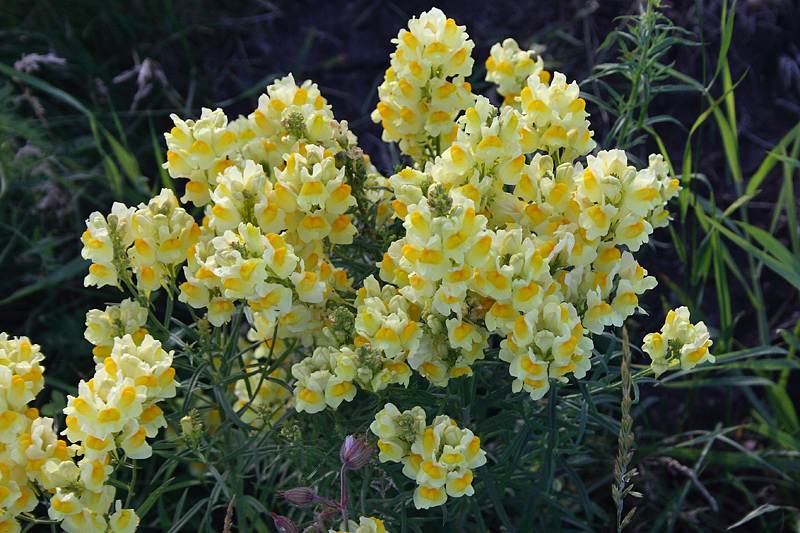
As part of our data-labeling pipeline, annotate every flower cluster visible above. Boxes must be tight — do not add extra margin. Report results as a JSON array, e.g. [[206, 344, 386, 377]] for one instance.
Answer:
[[0, 334, 141, 533], [81, 189, 200, 293], [370, 403, 486, 509], [291, 277, 418, 413], [485, 38, 548, 108], [372, 8, 475, 162], [642, 306, 714, 377], [360, 14, 692, 400], [53, 334, 177, 531], [84, 298, 149, 360], [158, 74, 392, 348], [64, 7, 719, 526], [163, 108, 237, 207], [519, 71, 595, 162], [0, 334, 48, 533]]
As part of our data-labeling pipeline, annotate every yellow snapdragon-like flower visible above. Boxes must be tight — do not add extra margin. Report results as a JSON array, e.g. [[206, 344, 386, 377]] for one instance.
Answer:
[[372, 8, 475, 161], [369, 403, 426, 462], [369, 404, 486, 509], [354, 276, 422, 360], [207, 159, 287, 235], [128, 189, 200, 291], [0, 514, 21, 533], [248, 74, 335, 166], [180, 223, 305, 327], [83, 190, 200, 294], [643, 306, 714, 377], [335, 343, 411, 393], [497, 294, 593, 400], [49, 484, 137, 533], [571, 150, 679, 252], [329, 516, 386, 533], [1, 409, 62, 523], [277, 145, 358, 246], [163, 107, 238, 206], [8, 415, 72, 488], [0, 335, 139, 533], [396, 8, 474, 79], [520, 71, 595, 161], [409, 314, 486, 385], [81, 203, 136, 289], [84, 298, 148, 361], [0, 335, 45, 421], [291, 346, 357, 414], [63, 333, 176, 462], [485, 38, 548, 108]]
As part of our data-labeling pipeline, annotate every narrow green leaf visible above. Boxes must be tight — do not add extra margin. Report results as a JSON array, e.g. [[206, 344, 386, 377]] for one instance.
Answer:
[[746, 120, 800, 195], [737, 221, 800, 273], [700, 212, 800, 290], [663, 376, 775, 388], [103, 130, 142, 185], [479, 466, 517, 533], [728, 504, 800, 530]]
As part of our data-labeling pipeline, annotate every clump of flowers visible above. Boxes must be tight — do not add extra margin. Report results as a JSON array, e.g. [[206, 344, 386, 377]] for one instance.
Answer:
[[642, 306, 714, 377], [0, 334, 152, 533], [81, 189, 200, 292], [84, 298, 149, 360], [372, 7, 475, 162], [485, 37, 548, 108], [370, 403, 486, 509], [30, 5, 719, 530]]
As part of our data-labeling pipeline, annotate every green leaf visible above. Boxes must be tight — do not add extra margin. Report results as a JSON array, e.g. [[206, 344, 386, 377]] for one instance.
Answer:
[[746, 120, 800, 195], [737, 221, 800, 274], [699, 211, 800, 291], [728, 504, 800, 530], [662, 376, 775, 388]]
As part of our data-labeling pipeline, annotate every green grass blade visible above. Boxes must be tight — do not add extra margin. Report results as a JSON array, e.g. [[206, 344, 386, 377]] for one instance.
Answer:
[[736, 221, 800, 274], [745, 120, 800, 195], [728, 504, 800, 530], [698, 211, 800, 291]]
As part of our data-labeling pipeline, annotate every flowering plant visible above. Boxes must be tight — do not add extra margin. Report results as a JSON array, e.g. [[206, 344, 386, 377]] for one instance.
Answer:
[[0, 7, 716, 532]]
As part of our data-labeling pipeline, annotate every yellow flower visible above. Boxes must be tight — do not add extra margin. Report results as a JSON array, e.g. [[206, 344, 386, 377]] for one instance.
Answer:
[[108, 502, 139, 533], [520, 71, 595, 161], [163, 108, 237, 206], [371, 9, 475, 161], [485, 38, 547, 108], [84, 299, 148, 358], [644, 306, 714, 377], [292, 347, 358, 413]]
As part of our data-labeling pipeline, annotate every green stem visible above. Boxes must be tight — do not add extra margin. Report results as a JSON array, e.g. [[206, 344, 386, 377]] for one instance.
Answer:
[[125, 459, 137, 509]]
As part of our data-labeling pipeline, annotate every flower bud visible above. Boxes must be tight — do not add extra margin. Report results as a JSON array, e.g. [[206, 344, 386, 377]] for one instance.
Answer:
[[271, 513, 299, 533], [427, 183, 452, 217], [339, 434, 373, 471], [278, 487, 317, 508], [180, 409, 203, 448]]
